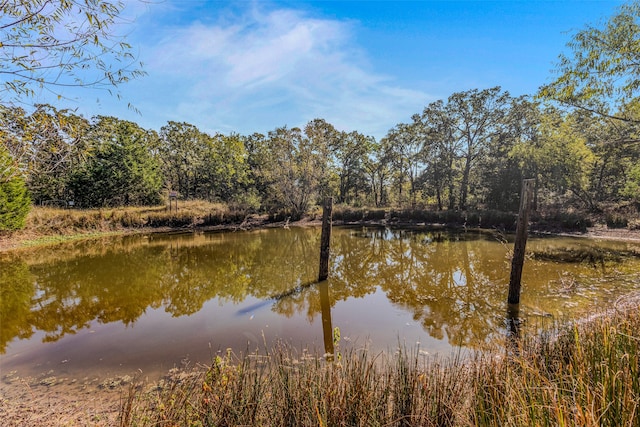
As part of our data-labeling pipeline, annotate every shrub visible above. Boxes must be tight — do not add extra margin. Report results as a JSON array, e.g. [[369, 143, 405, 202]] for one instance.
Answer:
[[536, 211, 591, 232], [606, 214, 628, 229]]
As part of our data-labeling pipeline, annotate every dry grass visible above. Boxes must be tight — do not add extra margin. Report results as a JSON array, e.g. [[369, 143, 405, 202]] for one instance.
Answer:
[[25, 200, 237, 232], [120, 348, 472, 427], [474, 306, 640, 426], [0, 201, 254, 250], [120, 304, 640, 426]]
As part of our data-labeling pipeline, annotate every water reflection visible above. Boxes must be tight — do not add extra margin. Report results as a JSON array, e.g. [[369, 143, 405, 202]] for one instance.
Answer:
[[319, 281, 334, 359], [1, 228, 639, 377]]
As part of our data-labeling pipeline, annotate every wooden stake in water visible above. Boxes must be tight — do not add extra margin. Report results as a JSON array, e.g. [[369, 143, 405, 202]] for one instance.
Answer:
[[508, 179, 535, 305], [506, 303, 521, 356], [318, 197, 333, 281]]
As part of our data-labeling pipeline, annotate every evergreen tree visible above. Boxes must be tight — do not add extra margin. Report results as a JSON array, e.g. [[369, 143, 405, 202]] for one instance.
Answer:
[[0, 146, 30, 231], [68, 117, 163, 208]]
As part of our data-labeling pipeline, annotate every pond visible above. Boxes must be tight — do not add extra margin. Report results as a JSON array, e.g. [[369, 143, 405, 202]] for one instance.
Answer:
[[1, 226, 639, 381]]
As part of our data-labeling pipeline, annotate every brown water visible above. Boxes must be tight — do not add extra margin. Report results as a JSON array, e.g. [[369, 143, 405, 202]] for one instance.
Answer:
[[1, 226, 639, 381]]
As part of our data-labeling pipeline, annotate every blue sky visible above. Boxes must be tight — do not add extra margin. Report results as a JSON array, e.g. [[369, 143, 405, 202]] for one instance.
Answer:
[[32, 0, 626, 140]]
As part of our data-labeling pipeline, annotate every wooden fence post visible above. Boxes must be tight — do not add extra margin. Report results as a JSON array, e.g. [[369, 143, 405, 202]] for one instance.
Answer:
[[318, 197, 333, 281], [508, 179, 535, 305]]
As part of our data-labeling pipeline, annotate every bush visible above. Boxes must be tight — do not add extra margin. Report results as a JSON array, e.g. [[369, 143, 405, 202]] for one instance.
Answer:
[[332, 205, 363, 222], [536, 211, 591, 232], [606, 214, 628, 229]]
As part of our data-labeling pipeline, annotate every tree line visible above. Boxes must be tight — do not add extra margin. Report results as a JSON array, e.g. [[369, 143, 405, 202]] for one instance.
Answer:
[[1, 85, 639, 230]]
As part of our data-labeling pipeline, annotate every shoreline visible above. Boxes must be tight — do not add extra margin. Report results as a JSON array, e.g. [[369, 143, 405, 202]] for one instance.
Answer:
[[2, 217, 640, 254]]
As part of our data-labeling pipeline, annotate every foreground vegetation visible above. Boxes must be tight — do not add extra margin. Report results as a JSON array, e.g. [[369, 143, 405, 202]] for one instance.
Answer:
[[118, 302, 640, 427]]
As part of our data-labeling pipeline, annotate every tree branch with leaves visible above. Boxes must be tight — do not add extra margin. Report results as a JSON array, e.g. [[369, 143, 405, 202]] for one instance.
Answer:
[[539, 1, 640, 123], [0, 0, 145, 103]]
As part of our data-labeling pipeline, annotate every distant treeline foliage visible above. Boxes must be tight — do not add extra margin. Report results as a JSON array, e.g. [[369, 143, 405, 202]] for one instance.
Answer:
[[1, 86, 639, 228]]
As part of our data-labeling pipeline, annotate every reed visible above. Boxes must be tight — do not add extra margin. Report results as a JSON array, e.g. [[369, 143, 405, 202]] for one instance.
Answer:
[[119, 303, 640, 426]]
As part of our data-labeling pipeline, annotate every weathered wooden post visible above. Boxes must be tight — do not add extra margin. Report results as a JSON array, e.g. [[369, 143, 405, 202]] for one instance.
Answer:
[[318, 197, 333, 281], [508, 179, 535, 305], [169, 191, 178, 212], [506, 303, 521, 356]]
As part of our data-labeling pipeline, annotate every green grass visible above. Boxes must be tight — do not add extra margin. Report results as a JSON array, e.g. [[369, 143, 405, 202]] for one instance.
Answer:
[[19, 231, 124, 248], [119, 302, 640, 427]]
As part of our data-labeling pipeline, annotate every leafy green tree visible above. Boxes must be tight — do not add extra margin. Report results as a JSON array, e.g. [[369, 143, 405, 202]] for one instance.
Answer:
[[363, 141, 390, 208], [1, 104, 91, 204], [583, 104, 640, 205], [419, 99, 459, 210], [28, 105, 88, 203], [0, 145, 30, 230], [0, 0, 144, 102], [539, 1, 640, 209], [539, 1, 640, 123], [196, 133, 251, 204], [511, 108, 596, 209], [244, 132, 270, 206], [391, 87, 521, 211], [159, 122, 252, 203], [159, 121, 209, 199], [480, 98, 540, 211], [304, 118, 339, 199], [258, 125, 327, 218], [622, 163, 640, 202], [381, 119, 429, 208], [332, 130, 373, 205], [446, 87, 513, 210], [68, 116, 162, 207]]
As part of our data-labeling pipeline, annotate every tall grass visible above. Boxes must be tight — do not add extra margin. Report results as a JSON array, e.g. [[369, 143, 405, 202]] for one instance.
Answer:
[[121, 348, 473, 427], [23, 201, 248, 236], [120, 304, 640, 426], [474, 308, 640, 427]]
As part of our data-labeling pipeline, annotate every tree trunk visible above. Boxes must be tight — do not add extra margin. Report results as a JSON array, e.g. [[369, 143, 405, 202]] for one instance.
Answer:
[[459, 155, 471, 210]]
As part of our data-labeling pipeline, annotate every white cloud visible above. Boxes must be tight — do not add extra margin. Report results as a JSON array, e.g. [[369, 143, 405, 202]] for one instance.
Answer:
[[139, 4, 432, 139]]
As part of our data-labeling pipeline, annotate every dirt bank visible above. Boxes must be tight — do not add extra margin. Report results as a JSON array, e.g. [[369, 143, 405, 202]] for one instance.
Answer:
[[0, 374, 125, 426]]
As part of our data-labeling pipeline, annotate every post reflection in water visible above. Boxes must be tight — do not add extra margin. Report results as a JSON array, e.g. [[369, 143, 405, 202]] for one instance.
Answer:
[[1, 227, 639, 380], [319, 281, 334, 361]]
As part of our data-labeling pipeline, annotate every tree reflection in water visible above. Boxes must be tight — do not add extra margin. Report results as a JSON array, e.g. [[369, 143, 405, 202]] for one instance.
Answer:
[[2, 227, 640, 357]]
